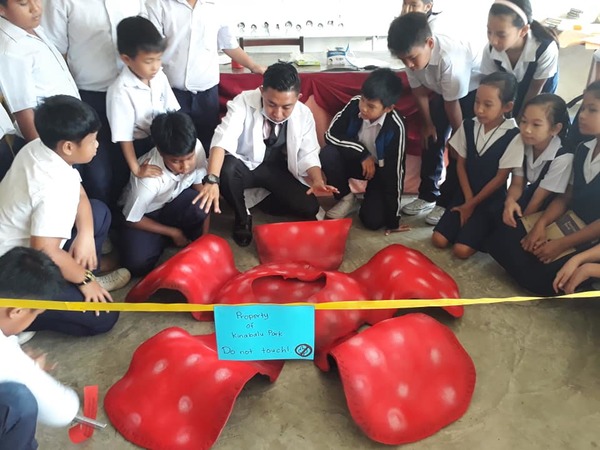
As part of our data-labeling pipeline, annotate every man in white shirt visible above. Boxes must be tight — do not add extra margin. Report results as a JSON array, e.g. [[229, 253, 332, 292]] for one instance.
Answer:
[[0, 0, 79, 146], [0, 247, 80, 449], [146, 0, 265, 153], [195, 63, 337, 247], [119, 112, 208, 276], [41, 0, 147, 205]]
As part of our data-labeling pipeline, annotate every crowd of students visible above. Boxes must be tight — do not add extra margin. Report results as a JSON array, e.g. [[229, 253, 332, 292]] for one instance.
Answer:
[[1, 0, 600, 447]]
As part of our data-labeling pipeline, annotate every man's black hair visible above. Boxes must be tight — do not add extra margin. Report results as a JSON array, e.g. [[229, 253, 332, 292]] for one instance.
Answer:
[[151, 112, 197, 157], [34, 95, 101, 150], [262, 62, 301, 94], [387, 12, 432, 57], [361, 68, 404, 108], [117, 16, 166, 59], [0, 247, 65, 301]]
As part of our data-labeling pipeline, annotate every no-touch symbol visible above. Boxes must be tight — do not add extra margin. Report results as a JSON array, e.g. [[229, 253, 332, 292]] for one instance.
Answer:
[[295, 343, 313, 358]]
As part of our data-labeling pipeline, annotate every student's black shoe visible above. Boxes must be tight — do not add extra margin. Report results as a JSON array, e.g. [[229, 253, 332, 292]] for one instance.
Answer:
[[232, 215, 253, 247]]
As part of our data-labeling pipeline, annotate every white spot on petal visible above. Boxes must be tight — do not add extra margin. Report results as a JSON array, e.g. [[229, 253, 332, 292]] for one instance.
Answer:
[[178, 396, 193, 413], [324, 312, 339, 324], [209, 241, 222, 253], [166, 330, 186, 338], [348, 311, 361, 322], [360, 270, 371, 280], [391, 331, 405, 345], [390, 270, 403, 278], [348, 336, 364, 347], [397, 383, 410, 398], [267, 283, 280, 292], [430, 348, 441, 365], [314, 226, 326, 236], [365, 347, 384, 366], [215, 368, 232, 382], [128, 413, 142, 427], [289, 225, 300, 235], [201, 252, 212, 264], [405, 256, 419, 266], [176, 430, 191, 444], [442, 386, 456, 405], [383, 255, 394, 264], [387, 408, 407, 431], [293, 290, 305, 299], [179, 265, 193, 274], [185, 354, 202, 366], [352, 375, 371, 397], [153, 359, 168, 374], [327, 293, 340, 301], [416, 278, 430, 288], [431, 270, 446, 282]]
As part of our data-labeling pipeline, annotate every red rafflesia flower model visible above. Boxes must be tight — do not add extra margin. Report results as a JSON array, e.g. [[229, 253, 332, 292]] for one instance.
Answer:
[[107, 220, 474, 448]]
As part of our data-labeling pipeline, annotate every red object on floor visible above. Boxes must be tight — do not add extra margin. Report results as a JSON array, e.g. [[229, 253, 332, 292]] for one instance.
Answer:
[[330, 314, 476, 445], [253, 218, 352, 270], [125, 235, 239, 321], [214, 261, 368, 370], [350, 244, 463, 322], [104, 328, 284, 450], [68, 385, 99, 443], [126, 223, 462, 335]]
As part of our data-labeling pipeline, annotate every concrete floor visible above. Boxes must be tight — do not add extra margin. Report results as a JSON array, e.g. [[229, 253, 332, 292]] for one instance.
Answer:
[[33, 46, 600, 449]]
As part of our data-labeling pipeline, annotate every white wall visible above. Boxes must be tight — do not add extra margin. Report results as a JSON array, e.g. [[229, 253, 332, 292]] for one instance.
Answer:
[[228, 0, 600, 48]]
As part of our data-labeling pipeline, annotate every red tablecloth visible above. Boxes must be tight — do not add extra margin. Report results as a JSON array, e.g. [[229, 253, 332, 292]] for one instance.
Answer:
[[219, 71, 422, 156]]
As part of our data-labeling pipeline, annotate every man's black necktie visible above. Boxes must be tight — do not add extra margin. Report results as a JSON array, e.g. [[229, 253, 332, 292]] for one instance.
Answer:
[[265, 120, 278, 146]]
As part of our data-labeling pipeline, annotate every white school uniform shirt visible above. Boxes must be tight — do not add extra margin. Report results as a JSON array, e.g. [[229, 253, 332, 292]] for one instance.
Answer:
[[0, 330, 79, 427], [211, 88, 321, 184], [512, 136, 573, 193], [146, 0, 239, 92], [106, 66, 180, 142], [406, 33, 482, 101], [582, 138, 600, 184], [449, 117, 524, 169], [357, 112, 387, 160], [42, 0, 147, 92], [0, 139, 81, 257], [0, 104, 15, 139], [120, 140, 207, 222], [480, 32, 559, 82], [0, 18, 79, 136]]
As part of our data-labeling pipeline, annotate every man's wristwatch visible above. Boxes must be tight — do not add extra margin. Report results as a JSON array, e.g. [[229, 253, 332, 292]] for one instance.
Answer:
[[202, 174, 220, 185], [76, 269, 96, 287]]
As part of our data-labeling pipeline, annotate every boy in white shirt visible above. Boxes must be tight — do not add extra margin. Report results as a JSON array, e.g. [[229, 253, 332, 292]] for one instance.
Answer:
[[195, 63, 337, 247], [119, 112, 208, 276], [0, 103, 15, 180], [146, 0, 265, 153], [0, 247, 81, 449], [0, 95, 128, 336], [0, 0, 79, 147], [42, 0, 147, 205], [388, 12, 482, 226], [106, 15, 180, 208]]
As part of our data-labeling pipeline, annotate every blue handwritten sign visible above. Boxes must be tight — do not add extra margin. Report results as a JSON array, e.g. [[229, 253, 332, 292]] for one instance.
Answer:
[[214, 305, 315, 361]]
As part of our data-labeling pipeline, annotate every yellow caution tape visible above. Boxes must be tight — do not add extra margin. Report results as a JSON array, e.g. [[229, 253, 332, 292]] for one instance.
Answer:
[[0, 290, 598, 312]]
